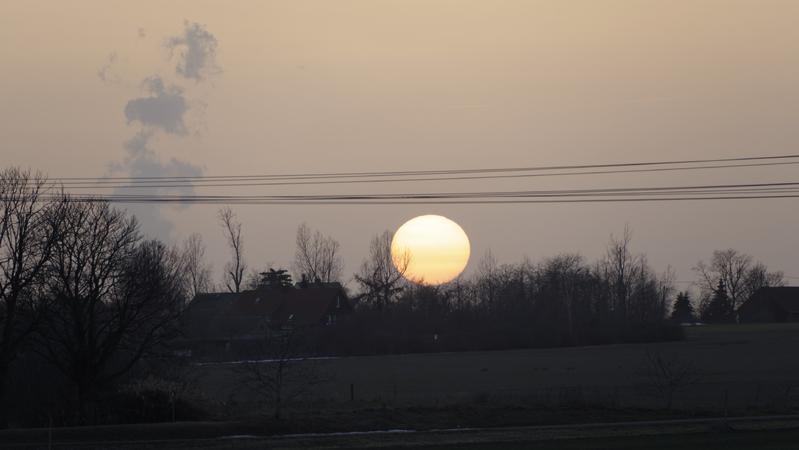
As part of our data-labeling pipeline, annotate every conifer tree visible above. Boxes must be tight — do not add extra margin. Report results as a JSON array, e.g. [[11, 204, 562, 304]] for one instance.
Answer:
[[670, 291, 695, 323]]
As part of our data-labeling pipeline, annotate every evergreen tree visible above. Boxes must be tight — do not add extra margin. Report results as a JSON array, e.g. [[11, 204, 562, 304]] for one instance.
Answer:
[[670, 291, 695, 323], [259, 268, 294, 288], [701, 280, 732, 323]]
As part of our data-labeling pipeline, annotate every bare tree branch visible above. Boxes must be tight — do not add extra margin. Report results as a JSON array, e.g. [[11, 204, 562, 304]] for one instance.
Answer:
[[292, 222, 343, 283], [182, 233, 212, 300], [218, 208, 246, 293], [0, 168, 64, 427], [354, 231, 408, 311]]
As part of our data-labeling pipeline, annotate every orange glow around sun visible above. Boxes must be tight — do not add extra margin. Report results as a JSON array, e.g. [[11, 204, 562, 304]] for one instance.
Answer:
[[390, 214, 471, 285]]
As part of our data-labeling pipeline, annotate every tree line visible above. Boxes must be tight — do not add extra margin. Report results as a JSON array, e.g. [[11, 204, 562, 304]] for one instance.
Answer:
[[324, 227, 683, 355], [0, 169, 190, 426], [0, 166, 787, 427]]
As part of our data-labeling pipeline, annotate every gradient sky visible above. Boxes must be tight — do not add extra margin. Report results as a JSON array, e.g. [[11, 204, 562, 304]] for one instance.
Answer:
[[2, 1, 798, 290]]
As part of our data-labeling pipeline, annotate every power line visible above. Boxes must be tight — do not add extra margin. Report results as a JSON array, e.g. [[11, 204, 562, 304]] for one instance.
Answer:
[[23, 180, 799, 205], [48, 153, 799, 184], [62, 180, 799, 199], [33, 194, 799, 205], [49, 160, 799, 189], [28, 153, 799, 205]]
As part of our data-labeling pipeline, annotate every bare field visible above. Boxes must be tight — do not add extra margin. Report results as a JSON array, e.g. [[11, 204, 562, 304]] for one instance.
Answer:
[[197, 323, 799, 414], [3, 325, 799, 449], [4, 417, 799, 449]]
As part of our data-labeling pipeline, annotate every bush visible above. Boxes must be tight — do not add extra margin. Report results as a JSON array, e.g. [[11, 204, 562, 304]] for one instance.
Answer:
[[105, 377, 209, 424]]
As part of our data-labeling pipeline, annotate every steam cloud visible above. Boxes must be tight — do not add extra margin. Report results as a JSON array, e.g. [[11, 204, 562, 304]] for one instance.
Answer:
[[100, 21, 220, 239], [166, 21, 219, 81], [122, 130, 202, 188], [97, 52, 120, 84], [124, 76, 189, 135]]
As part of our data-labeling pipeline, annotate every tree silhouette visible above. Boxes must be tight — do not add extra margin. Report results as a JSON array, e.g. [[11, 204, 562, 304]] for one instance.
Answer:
[[0, 168, 63, 428], [182, 233, 212, 301], [694, 249, 783, 317], [670, 291, 695, 323], [354, 231, 408, 311], [218, 208, 246, 293], [39, 202, 185, 423], [701, 280, 733, 323], [259, 268, 294, 288], [292, 223, 343, 283]]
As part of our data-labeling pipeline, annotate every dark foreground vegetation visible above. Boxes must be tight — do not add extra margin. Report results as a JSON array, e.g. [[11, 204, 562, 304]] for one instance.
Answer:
[[0, 167, 790, 432], [1, 412, 798, 449]]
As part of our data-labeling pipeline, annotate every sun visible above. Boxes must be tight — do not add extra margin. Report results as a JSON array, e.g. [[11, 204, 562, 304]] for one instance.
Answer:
[[390, 215, 471, 285]]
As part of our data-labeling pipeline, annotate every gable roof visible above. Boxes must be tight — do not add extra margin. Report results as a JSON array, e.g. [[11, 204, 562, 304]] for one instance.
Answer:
[[739, 287, 799, 314], [180, 283, 351, 340], [275, 285, 348, 325]]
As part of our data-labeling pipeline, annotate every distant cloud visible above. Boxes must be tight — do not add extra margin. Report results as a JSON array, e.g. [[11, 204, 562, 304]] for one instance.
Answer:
[[110, 130, 203, 238], [166, 21, 219, 81], [121, 130, 202, 188], [124, 76, 188, 135], [97, 52, 120, 84], [100, 20, 220, 240]]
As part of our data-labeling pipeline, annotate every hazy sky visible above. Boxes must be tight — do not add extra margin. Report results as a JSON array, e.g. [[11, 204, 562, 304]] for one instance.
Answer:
[[2, 1, 799, 289]]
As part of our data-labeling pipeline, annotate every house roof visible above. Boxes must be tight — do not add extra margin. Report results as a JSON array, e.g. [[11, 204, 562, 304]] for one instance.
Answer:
[[275, 285, 347, 325], [231, 289, 285, 316], [739, 287, 799, 314], [180, 292, 264, 340], [180, 283, 351, 340]]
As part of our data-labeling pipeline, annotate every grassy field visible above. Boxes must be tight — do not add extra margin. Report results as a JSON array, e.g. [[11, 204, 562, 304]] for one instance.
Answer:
[[2, 324, 798, 448], [3, 416, 799, 449], [196, 323, 799, 416]]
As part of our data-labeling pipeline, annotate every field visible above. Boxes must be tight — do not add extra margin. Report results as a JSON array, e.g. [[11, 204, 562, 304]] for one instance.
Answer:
[[2, 323, 798, 449], [2, 414, 799, 449], [197, 323, 799, 415]]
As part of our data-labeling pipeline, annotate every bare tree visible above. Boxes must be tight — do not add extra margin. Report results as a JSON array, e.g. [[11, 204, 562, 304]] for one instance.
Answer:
[[218, 207, 246, 293], [746, 262, 785, 293], [292, 222, 343, 283], [656, 266, 677, 322], [354, 231, 408, 311], [640, 348, 699, 409], [181, 233, 212, 300], [244, 267, 264, 291], [694, 249, 784, 316], [474, 250, 500, 313], [0, 168, 63, 427], [600, 225, 640, 321], [595, 227, 673, 324], [538, 253, 586, 343], [238, 327, 322, 420], [39, 201, 186, 422]]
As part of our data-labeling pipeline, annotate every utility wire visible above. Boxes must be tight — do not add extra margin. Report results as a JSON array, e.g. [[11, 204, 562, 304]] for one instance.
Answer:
[[31, 194, 799, 205], [48, 160, 799, 189], [32, 153, 799, 205], [48, 153, 799, 184], [21, 180, 799, 205]]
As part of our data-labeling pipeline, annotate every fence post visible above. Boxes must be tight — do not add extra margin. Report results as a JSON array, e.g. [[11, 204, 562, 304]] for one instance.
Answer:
[[48, 413, 52, 450], [754, 383, 761, 408], [723, 389, 729, 417], [350, 383, 355, 402]]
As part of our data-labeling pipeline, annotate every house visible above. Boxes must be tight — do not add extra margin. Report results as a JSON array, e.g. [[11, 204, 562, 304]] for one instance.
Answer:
[[176, 278, 352, 360], [737, 287, 799, 323]]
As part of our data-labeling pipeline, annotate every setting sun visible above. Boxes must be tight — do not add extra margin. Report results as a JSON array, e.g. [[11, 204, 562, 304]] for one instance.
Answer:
[[390, 215, 471, 285]]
